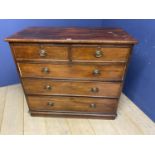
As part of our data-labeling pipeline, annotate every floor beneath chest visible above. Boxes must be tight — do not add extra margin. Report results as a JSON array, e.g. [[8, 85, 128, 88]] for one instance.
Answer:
[[0, 84, 154, 135]]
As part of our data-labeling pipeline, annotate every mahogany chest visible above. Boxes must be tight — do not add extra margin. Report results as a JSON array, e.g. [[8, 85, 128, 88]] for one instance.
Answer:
[[5, 27, 137, 119]]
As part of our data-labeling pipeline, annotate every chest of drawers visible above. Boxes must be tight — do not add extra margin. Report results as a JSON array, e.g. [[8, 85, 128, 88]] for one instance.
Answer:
[[5, 27, 137, 119]]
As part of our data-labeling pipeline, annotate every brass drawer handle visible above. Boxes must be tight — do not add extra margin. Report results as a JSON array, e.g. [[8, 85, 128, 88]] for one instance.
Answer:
[[93, 69, 101, 75], [39, 49, 47, 57], [91, 87, 99, 93], [44, 85, 52, 90], [95, 50, 103, 58], [47, 102, 54, 106], [42, 67, 49, 73], [90, 103, 96, 108]]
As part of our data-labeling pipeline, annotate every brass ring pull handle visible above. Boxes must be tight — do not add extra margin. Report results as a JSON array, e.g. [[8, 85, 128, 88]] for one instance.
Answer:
[[39, 49, 47, 57], [95, 50, 103, 58], [93, 69, 101, 75], [42, 67, 49, 73], [91, 87, 99, 93], [90, 103, 96, 108], [44, 85, 52, 90], [47, 102, 54, 106]]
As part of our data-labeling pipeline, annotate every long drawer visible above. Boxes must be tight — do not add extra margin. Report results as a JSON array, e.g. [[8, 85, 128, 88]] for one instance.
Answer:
[[71, 46, 130, 62], [18, 63, 126, 81], [22, 79, 122, 98], [27, 96, 118, 114], [12, 44, 68, 61]]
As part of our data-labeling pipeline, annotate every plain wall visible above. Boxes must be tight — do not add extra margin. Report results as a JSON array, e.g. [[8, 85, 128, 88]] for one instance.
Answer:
[[101, 19, 155, 121], [0, 19, 155, 121]]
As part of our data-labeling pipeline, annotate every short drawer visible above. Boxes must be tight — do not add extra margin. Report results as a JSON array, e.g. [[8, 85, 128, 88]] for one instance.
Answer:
[[18, 63, 126, 81], [71, 46, 130, 62], [12, 44, 68, 61], [22, 79, 122, 98], [27, 96, 118, 114]]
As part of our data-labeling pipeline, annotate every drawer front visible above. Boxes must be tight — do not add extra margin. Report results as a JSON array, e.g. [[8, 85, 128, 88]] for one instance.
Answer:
[[71, 47, 130, 62], [23, 79, 122, 98], [27, 96, 118, 113], [18, 63, 126, 81], [12, 44, 68, 61]]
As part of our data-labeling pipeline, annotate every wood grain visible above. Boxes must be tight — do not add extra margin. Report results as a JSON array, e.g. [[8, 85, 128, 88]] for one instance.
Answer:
[[45, 117, 71, 135], [72, 47, 130, 62], [118, 95, 155, 134], [18, 63, 126, 81], [0, 85, 24, 135], [23, 79, 122, 98], [0, 86, 7, 132], [12, 44, 68, 61], [0, 84, 155, 135], [66, 118, 95, 134], [88, 119, 118, 134], [5, 27, 137, 119], [23, 96, 46, 135], [5, 27, 138, 44], [27, 96, 118, 113]]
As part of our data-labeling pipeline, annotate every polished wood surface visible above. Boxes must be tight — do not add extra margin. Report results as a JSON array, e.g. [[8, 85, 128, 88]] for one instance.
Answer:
[[72, 46, 131, 62], [23, 79, 122, 98], [12, 44, 68, 61], [27, 96, 118, 113], [0, 84, 155, 135], [12, 43, 131, 63], [18, 63, 126, 81], [5, 27, 137, 119], [5, 27, 138, 44]]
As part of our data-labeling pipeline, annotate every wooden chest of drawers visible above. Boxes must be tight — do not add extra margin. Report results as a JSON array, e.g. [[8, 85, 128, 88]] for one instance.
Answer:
[[5, 27, 137, 119]]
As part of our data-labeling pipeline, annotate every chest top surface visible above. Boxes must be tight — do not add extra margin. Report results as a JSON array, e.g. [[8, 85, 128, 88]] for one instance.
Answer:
[[5, 27, 137, 44]]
